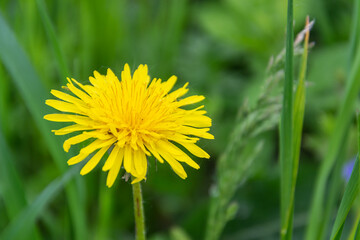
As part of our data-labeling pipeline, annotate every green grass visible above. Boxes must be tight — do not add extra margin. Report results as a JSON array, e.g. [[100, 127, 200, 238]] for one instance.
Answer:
[[1, 1, 360, 239], [329, 116, 360, 240], [0, 130, 39, 240], [305, 0, 360, 237], [279, 0, 294, 238], [35, 0, 69, 79], [0, 12, 86, 239], [281, 15, 310, 240], [0, 165, 80, 240]]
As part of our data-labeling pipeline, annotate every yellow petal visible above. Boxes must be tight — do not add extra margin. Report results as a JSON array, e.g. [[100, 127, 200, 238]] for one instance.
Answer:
[[46, 99, 84, 114], [84, 130, 111, 140], [89, 76, 100, 88], [122, 64, 131, 83], [106, 68, 119, 85], [179, 142, 210, 159], [102, 145, 120, 171], [44, 114, 94, 126], [133, 64, 148, 84], [94, 70, 105, 81], [167, 133, 199, 143], [162, 75, 177, 95], [50, 89, 84, 106], [82, 84, 96, 96], [123, 146, 133, 174], [44, 114, 73, 122], [63, 132, 93, 152], [80, 145, 110, 175], [166, 83, 188, 101], [67, 152, 88, 165], [179, 126, 214, 139], [136, 137, 151, 156], [131, 177, 144, 184], [70, 78, 95, 97], [70, 115, 98, 126], [157, 140, 199, 169], [182, 115, 212, 128], [106, 148, 124, 187], [177, 95, 205, 106], [133, 150, 147, 178], [159, 151, 187, 179], [52, 124, 93, 135], [92, 71, 106, 88], [80, 138, 115, 154], [145, 143, 164, 163], [66, 79, 92, 103]]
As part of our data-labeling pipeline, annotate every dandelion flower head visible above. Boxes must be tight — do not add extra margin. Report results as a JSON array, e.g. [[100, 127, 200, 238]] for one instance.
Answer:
[[44, 64, 213, 187]]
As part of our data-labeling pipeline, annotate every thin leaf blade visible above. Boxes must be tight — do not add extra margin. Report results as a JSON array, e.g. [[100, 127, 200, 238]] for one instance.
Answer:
[[0, 13, 86, 239]]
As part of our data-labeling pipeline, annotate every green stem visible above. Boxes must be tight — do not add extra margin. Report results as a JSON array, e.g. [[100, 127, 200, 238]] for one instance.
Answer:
[[132, 180, 146, 240], [280, 0, 294, 238]]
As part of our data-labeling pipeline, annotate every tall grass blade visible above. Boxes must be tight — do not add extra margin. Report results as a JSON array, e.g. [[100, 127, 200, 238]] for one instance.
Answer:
[[349, 0, 360, 66], [0, 166, 80, 240], [318, 135, 350, 240], [0, 13, 86, 239], [347, 212, 360, 240], [305, 10, 360, 239], [96, 174, 114, 239], [279, 0, 294, 238], [355, 220, 360, 239], [35, 0, 69, 78], [282, 16, 310, 239], [0, 130, 39, 240], [329, 116, 360, 240], [0, 64, 9, 137]]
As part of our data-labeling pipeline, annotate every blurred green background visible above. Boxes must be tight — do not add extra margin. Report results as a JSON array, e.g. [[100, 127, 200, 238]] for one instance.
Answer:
[[0, 0, 357, 239]]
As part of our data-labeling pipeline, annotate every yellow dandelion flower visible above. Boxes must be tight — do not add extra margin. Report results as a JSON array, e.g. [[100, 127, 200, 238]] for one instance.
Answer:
[[44, 64, 214, 187]]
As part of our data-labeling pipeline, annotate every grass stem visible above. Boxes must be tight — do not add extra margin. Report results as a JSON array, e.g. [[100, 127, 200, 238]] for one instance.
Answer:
[[280, 0, 294, 238]]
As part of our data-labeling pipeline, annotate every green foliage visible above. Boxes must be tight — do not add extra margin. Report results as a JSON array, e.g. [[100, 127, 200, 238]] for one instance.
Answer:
[[0, 130, 38, 240], [0, 165, 80, 240], [0, 0, 359, 239], [0, 12, 86, 239], [197, 0, 309, 57], [329, 116, 360, 240], [35, 0, 69, 78], [279, 0, 294, 238], [204, 22, 312, 238], [204, 60, 282, 239], [281, 15, 311, 240], [305, 0, 360, 238]]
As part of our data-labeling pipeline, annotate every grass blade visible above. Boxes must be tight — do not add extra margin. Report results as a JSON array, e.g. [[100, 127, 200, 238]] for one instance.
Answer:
[[355, 220, 360, 239], [0, 166, 80, 240], [347, 212, 360, 240], [318, 135, 350, 240], [0, 13, 86, 239], [96, 174, 114, 239], [349, 0, 360, 66], [282, 16, 310, 239], [305, 13, 360, 240], [0, 64, 9, 137], [0, 130, 39, 240], [329, 116, 360, 239], [35, 0, 69, 78], [279, 0, 294, 238]]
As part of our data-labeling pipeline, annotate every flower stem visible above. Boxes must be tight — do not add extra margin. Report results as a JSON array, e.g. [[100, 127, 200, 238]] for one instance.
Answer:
[[132, 180, 146, 240]]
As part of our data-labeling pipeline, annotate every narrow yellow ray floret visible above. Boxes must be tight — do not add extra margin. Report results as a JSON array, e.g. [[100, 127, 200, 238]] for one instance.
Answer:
[[44, 64, 213, 187]]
